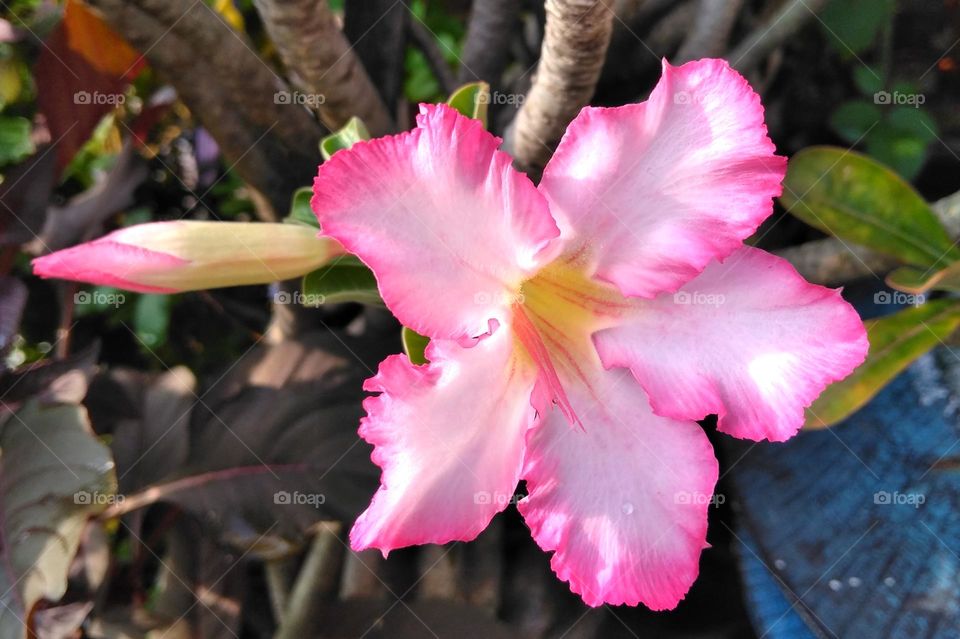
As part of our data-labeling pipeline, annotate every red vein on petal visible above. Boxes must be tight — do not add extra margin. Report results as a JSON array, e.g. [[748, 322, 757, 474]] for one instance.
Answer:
[[512, 303, 582, 429]]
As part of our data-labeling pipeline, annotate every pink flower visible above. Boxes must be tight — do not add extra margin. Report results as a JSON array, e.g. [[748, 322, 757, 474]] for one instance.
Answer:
[[312, 59, 868, 609]]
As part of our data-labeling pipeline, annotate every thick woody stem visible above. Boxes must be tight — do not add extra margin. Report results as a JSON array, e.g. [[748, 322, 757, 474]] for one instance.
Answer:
[[87, 0, 322, 218], [511, 0, 616, 175], [457, 0, 522, 86], [253, 0, 394, 136]]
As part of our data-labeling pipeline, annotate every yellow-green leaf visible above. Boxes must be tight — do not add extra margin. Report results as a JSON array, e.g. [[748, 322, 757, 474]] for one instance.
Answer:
[[805, 300, 960, 429], [886, 261, 960, 295], [402, 327, 430, 365], [781, 146, 959, 268], [283, 186, 318, 229], [0, 401, 117, 639], [446, 82, 489, 128], [301, 255, 382, 306], [320, 117, 370, 161]]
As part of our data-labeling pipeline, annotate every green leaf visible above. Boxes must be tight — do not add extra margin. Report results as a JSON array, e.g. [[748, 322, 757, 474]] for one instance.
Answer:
[[852, 65, 884, 96], [320, 116, 370, 161], [301, 255, 382, 305], [887, 106, 938, 140], [446, 82, 490, 128], [0, 116, 33, 166], [805, 300, 960, 429], [780, 146, 960, 268], [402, 327, 430, 365], [283, 186, 318, 229], [0, 401, 117, 638], [886, 261, 960, 295], [829, 100, 881, 143], [864, 125, 929, 182], [819, 0, 895, 56], [134, 293, 171, 348], [405, 47, 441, 103]]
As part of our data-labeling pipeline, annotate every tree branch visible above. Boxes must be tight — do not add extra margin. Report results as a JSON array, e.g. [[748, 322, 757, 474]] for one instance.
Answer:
[[252, 0, 394, 136], [344, 0, 407, 114], [510, 0, 616, 175], [457, 0, 521, 86], [86, 0, 322, 218]]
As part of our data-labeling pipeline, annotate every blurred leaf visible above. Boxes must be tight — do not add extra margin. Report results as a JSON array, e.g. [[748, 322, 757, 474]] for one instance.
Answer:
[[852, 65, 884, 96], [0, 342, 98, 409], [209, 0, 244, 31], [781, 146, 959, 267], [107, 367, 194, 493], [405, 48, 440, 102], [887, 105, 938, 139], [0, 149, 56, 246], [34, 602, 94, 639], [98, 329, 395, 553], [283, 186, 318, 229], [819, 0, 895, 56], [829, 100, 881, 143], [63, 0, 142, 78], [886, 262, 960, 295], [861, 108, 938, 181], [0, 276, 26, 354], [447, 81, 489, 128], [401, 326, 429, 365], [0, 58, 21, 108], [301, 255, 381, 306], [805, 300, 960, 429], [35, 22, 129, 171], [319, 116, 370, 161], [0, 400, 116, 639], [865, 125, 928, 182], [133, 293, 171, 348], [0, 116, 33, 165]]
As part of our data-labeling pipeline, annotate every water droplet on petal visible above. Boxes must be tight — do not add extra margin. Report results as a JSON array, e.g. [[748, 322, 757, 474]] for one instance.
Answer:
[[621, 502, 634, 515]]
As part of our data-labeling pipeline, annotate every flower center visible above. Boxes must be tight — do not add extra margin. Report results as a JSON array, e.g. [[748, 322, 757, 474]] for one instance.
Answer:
[[511, 255, 634, 424]]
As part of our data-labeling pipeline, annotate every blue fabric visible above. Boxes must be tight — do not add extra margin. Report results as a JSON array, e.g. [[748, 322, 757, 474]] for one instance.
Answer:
[[733, 292, 960, 638]]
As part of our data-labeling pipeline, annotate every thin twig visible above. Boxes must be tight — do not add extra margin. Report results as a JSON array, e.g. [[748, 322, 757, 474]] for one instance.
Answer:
[[729, 0, 831, 71], [676, 0, 745, 62], [408, 15, 457, 97], [273, 523, 343, 639]]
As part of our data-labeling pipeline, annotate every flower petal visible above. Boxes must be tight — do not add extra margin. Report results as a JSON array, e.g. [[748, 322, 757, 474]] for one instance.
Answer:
[[313, 103, 560, 341], [593, 246, 869, 442], [351, 326, 539, 553], [519, 364, 718, 609], [538, 58, 786, 298]]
